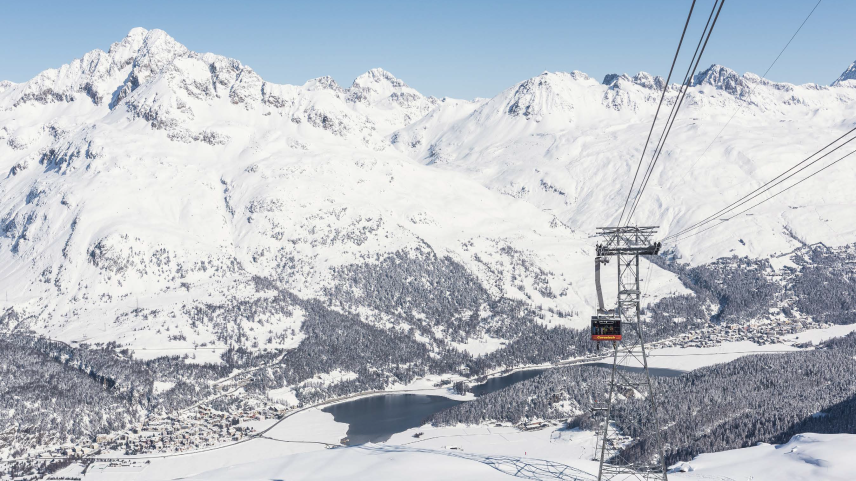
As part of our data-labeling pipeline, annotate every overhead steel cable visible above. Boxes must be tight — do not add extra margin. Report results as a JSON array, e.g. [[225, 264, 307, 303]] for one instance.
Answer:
[[616, 0, 698, 227], [670, 146, 856, 244], [625, 0, 725, 225], [683, 0, 822, 177], [659, 0, 824, 242], [667, 130, 856, 241], [625, 0, 721, 226], [636, 0, 722, 201], [664, 126, 856, 241]]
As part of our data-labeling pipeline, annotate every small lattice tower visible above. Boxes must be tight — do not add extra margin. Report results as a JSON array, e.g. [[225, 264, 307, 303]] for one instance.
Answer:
[[593, 226, 667, 481]]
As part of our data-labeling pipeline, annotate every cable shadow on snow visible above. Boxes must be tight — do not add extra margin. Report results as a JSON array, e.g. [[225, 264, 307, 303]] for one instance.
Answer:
[[357, 444, 597, 481]]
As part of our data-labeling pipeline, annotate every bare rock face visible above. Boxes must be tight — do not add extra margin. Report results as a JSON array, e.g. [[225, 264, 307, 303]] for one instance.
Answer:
[[692, 64, 754, 97], [833, 60, 856, 87]]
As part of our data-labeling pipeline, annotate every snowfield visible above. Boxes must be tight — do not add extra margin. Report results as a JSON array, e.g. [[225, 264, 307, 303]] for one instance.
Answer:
[[55, 404, 856, 481], [393, 67, 856, 265], [670, 433, 856, 481], [180, 432, 856, 481]]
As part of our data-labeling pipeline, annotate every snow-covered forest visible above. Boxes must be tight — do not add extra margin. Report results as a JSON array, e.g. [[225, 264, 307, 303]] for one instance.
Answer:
[[431, 332, 856, 466], [3, 242, 856, 464]]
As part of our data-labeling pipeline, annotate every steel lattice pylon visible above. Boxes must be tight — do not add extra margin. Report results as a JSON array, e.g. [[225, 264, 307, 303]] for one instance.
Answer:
[[594, 226, 668, 481]]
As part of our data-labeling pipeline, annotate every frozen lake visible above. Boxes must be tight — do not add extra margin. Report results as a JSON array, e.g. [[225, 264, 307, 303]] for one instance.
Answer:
[[324, 363, 685, 444], [323, 367, 550, 444]]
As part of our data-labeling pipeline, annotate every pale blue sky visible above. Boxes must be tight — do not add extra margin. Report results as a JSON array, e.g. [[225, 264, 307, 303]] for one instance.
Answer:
[[0, 0, 852, 99]]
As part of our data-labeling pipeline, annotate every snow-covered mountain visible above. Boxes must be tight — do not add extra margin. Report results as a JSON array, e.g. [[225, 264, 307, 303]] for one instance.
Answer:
[[1, 27, 854, 358], [393, 65, 856, 264], [1, 28, 630, 358], [833, 59, 856, 86]]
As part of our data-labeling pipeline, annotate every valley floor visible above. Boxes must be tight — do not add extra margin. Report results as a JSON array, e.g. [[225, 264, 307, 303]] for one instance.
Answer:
[[23, 322, 856, 481], [55, 407, 856, 481]]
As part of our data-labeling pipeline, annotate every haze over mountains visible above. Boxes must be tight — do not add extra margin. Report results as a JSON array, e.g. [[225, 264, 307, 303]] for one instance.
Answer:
[[1, 27, 855, 360]]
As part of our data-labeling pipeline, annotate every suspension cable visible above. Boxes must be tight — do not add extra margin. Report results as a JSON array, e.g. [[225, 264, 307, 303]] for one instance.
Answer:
[[670, 146, 856, 244], [664, 126, 856, 240], [626, 0, 725, 225], [616, 0, 698, 226]]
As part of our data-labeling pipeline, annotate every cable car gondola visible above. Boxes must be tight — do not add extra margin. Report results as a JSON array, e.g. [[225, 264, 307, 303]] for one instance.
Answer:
[[591, 255, 621, 341], [591, 314, 621, 341]]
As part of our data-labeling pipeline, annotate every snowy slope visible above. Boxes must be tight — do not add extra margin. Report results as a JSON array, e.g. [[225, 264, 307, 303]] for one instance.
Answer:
[[170, 432, 856, 481], [2, 28, 665, 357], [670, 433, 856, 481], [58, 410, 856, 481], [392, 66, 856, 264], [175, 432, 856, 481]]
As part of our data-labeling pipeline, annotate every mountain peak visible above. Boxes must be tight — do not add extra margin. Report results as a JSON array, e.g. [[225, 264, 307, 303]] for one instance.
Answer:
[[631, 72, 665, 90], [347, 68, 430, 115], [692, 64, 751, 96], [134, 29, 189, 64], [499, 71, 582, 120], [106, 28, 148, 67], [602, 73, 626, 85], [109, 28, 191, 108], [693, 64, 737, 82], [351, 68, 407, 89], [832, 60, 856, 87], [125, 27, 149, 43], [602, 72, 665, 90], [304, 75, 343, 92]]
